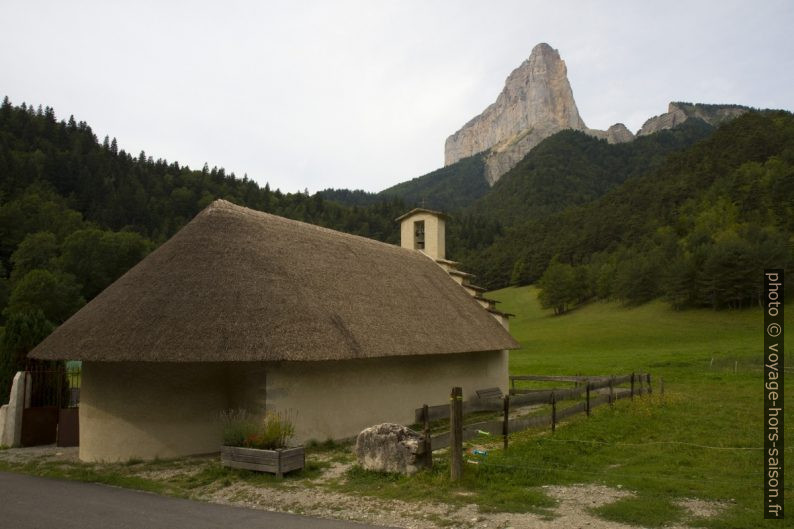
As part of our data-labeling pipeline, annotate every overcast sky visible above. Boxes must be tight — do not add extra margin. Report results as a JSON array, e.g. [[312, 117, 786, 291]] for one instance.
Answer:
[[2, 1, 793, 193]]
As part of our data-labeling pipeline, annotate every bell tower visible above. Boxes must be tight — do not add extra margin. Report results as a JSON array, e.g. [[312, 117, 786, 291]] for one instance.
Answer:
[[396, 208, 447, 260]]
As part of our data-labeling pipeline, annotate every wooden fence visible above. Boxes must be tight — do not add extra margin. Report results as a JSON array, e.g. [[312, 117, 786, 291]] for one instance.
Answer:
[[414, 373, 653, 480]]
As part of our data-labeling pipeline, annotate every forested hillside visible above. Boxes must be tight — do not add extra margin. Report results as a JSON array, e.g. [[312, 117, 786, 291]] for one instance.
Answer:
[[463, 111, 794, 310], [0, 97, 407, 397], [378, 153, 489, 211], [472, 120, 714, 225], [321, 153, 489, 211], [319, 120, 719, 274]]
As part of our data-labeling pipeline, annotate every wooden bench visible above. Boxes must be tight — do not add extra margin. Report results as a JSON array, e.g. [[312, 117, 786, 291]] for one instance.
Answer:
[[475, 387, 504, 400]]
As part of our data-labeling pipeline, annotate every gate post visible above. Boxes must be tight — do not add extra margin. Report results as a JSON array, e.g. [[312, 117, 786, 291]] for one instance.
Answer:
[[0, 372, 30, 448]]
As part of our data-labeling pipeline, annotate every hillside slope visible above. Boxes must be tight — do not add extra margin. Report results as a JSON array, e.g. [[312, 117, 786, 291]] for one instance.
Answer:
[[471, 119, 714, 225], [378, 153, 488, 211], [463, 111, 794, 303]]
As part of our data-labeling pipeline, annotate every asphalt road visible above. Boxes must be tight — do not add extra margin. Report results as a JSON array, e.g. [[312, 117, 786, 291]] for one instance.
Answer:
[[0, 472, 391, 529]]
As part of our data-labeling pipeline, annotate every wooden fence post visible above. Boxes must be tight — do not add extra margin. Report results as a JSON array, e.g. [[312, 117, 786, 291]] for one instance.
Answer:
[[502, 395, 510, 450], [586, 382, 591, 417], [450, 386, 463, 482], [551, 391, 557, 433], [609, 376, 615, 407], [630, 372, 635, 400], [422, 404, 433, 468], [647, 373, 652, 395]]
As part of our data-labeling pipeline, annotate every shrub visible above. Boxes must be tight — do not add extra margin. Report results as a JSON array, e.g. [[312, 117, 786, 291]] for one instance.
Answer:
[[220, 409, 257, 447], [0, 309, 55, 404], [221, 410, 295, 450]]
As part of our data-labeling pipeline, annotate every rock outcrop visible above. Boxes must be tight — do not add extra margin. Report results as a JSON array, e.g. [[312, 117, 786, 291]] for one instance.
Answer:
[[586, 123, 635, 144], [443, 44, 752, 186], [445, 43, 632, 185], [637, 102, 749, 136], [355, 423, 427, 475]]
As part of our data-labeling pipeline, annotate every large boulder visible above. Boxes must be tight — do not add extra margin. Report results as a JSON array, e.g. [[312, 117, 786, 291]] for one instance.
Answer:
[[355, 423, 427, 475]]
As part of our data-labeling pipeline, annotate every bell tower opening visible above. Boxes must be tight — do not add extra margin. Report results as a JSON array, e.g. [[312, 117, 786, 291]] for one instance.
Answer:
[[413, 220, 425, 250]]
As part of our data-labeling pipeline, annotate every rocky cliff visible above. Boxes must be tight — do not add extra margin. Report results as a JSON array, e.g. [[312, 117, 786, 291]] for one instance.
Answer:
[[637, 102, 750, 136], [445, 43, 633, 185], [586, 123, 635, 144]]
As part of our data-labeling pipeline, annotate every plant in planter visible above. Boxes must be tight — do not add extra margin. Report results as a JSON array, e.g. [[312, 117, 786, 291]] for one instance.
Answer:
[[220, 410, 304, 477]]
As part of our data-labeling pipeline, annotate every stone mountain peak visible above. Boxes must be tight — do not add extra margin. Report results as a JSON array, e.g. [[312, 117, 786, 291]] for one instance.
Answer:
[[444, 44, 748, 185]]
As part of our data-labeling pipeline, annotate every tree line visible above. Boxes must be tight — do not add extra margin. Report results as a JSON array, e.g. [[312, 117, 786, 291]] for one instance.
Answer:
[[0, 97, 408, 401], [497, 112, 794, 313]]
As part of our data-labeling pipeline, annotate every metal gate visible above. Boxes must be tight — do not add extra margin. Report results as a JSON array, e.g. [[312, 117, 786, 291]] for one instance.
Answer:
[[20, 366, 80, 447]]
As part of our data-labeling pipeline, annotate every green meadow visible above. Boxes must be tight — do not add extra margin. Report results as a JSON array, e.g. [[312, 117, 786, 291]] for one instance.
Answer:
[[492, 286, 793, 527], [340, 286, 793, 528]]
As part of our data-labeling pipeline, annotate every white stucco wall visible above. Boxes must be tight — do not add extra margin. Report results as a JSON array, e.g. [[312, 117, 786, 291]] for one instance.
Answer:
[[79, 350, 508, 461], [80, 362, 230, 462], [266, 350, 508, 443]]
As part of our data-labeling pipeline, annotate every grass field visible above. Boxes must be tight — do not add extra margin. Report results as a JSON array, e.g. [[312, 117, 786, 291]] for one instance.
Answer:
[[339, 286, 793, 528], [496, 286, 793, 527]]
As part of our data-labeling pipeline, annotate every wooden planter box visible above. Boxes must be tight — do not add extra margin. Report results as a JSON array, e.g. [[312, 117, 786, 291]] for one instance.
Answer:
[[221, 445, 305, 477]]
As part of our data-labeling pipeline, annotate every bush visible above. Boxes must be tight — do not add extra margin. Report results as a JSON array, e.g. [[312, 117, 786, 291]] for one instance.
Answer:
[[221, 410, 295, 450], [5, 269, 85, 324], [0, 310, 54, 404]]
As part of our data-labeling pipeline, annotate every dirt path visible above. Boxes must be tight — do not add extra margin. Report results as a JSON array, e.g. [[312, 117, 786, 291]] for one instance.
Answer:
[[203, 480, 722, 529], [0, 446, 724, 529]]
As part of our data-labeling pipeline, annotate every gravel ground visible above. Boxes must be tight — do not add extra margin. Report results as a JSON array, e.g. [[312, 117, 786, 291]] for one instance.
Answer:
[[0, 445, 79, 463], [0, 446, 726, 529]]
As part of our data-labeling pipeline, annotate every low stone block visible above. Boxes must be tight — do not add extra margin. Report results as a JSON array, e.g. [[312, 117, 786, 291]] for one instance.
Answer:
[[355, 423, 427, 475]]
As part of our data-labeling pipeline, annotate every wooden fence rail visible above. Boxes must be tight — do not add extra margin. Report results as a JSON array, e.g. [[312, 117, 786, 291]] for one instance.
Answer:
[[415, 397, 504, 423], [415, 373, 653, 478]]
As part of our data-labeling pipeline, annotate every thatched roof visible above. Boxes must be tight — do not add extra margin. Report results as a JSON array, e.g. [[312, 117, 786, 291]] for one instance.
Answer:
[[30, 200, 518, 362]]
